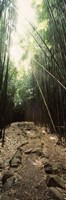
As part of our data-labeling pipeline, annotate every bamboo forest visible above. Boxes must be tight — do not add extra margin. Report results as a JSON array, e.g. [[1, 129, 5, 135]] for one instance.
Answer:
[[0, 1, 66, 200]]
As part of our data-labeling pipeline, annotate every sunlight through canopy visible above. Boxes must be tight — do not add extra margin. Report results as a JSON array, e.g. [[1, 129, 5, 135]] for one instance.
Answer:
[[10, 0, 36, 69]]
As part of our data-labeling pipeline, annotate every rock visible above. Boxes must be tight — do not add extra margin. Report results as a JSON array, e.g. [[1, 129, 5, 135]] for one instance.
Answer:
[[52, 164, 61, 175], [2, 171, 13, 184], [14, 150, 22, 159], [52, 166, 59, 174], [25, 148, 33, 154], [32, 148, 43, 156], [2, 177, 14, 192], [44, 163, 52, 174], [18, 141, 28, 149], [10, 157, 21, 168], [22, 141, 29, 146], [49, 136, 57, 142], [30, 133, 37, 139], [9, 150, 22, 168], [42, 129, 46, 134], [62, 164, 66, 173], [49, 187, 64, 200], [46, 175, 65, 189]]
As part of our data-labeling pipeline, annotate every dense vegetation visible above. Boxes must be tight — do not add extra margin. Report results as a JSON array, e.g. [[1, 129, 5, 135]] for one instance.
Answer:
[[0, 0, 66, 145]]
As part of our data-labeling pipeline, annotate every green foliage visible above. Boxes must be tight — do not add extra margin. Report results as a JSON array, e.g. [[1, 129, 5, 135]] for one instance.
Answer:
[[0, 0, 66, 135], [14, 69, 35, 106], [0, 0, 16, 140], [7, 61, 17, 98], [23, 0, 66, 128]]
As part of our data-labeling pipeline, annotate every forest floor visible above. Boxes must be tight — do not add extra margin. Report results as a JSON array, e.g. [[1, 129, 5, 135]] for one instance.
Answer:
[[0, 122, 66, 200]]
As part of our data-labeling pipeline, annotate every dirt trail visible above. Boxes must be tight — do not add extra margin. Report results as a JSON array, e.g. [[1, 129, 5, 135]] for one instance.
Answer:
[[0, 122, 66, 200]]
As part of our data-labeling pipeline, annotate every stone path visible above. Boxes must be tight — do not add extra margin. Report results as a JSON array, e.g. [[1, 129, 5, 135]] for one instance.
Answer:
[[0, 122, 66, 200]]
